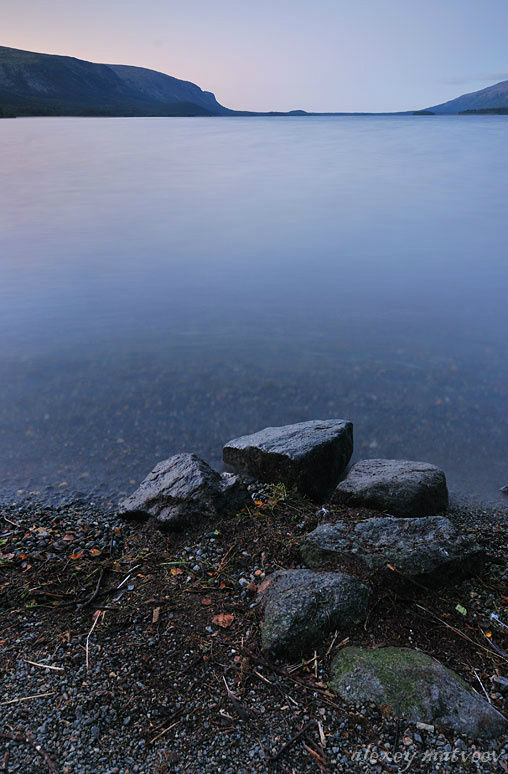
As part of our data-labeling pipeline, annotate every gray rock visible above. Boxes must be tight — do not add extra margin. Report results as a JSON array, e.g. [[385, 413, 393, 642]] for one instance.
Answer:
[[301, 515, 484, 586], [260, 569, 369, 658], [492, 675, 508, 695], [118, 453, 247, 528], [332, 458, 448, 516], [330, 646, 508, 739], [223, 419, 353, 500]]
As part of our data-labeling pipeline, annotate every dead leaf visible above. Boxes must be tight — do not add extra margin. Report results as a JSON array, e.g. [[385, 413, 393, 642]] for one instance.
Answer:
[[152, 607, 160, 624], [212, 613, 234, 629], [90, 548, 101, 556], [202, 598, 212, 606], [257, 579, 272, 594], [170, 567, 183, 576], [69, 552, 84, 560]]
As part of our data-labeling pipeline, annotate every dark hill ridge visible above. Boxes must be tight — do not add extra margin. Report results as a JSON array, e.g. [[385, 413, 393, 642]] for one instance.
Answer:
[[0, 45, 230, 116]]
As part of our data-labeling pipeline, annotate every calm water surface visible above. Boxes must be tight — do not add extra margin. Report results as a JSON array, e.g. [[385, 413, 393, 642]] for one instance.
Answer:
[[0, 116, 507, 504]]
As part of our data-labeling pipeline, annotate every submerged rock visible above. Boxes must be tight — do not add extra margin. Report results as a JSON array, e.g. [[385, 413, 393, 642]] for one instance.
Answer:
[[332, 458, 448, 516], [330, 646, 508, 738], [223, 419, 353, 500], [118, 453, 247, 529], [301, 515, 484, 586], [260, 569, 369, 658]]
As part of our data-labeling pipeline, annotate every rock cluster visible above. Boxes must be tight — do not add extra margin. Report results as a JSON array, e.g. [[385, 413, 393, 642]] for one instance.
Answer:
[[118, 419, 505, 738]]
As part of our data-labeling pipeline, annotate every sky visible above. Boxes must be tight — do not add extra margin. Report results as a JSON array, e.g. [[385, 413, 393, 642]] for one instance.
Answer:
[[2, 0, 508, 112]]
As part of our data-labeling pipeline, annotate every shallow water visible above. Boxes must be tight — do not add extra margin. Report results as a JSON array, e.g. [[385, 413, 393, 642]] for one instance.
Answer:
[[0, 115, 507, 504]]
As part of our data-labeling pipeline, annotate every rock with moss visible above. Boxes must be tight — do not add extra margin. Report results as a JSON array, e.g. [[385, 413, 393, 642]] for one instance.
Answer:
[[301, 515, 484, 586], [223, 419, 353, 501], [330, 646, 508, 738], [118, 452, 247, 529], [332, 459, 448, 516], [260, 569, 369, 659]]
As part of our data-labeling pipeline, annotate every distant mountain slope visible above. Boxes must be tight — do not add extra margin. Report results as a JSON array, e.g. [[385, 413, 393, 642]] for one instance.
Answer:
[[108, 64, 224, 113], [427, 79, 508, 113], [0, 46, 230, 116]]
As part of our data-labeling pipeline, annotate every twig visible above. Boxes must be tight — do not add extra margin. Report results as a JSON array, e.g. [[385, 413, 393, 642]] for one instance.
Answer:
[[222, 676, 253, 720], [85, 610, 102, 670], [242, 648, 341, 706], [256, 670, 300, 707], [472, 669, 491, 703], [24, 659, 64, 672], [325, 631, 338, 657], [481, 629, 508, 659], [253, 669, 272, 684], [266, 720, 317, 762], [117, 564, 141, 589], [0, 731, 57, 772], [303, 742, 328, 769], [3, 515, 20, 527], [287, 653, 318, 674], [1, 749, 8, 771], [149, 720, 181, 744], [414, 604, 508, 663], [212, 544, 237, 576], [0, 692, 55, 706], [77, 567, 106, 608], [326, 635, 349, 657]]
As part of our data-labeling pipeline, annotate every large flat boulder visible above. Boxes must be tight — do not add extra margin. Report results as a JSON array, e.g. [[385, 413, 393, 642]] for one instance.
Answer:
[[330, 646, 508, 739], [223, 419, 353, 500], [260, 569, 369, 659], [118, 453, 247, 529], [301, 515, 484, 587], [332, 458, 448, 516]]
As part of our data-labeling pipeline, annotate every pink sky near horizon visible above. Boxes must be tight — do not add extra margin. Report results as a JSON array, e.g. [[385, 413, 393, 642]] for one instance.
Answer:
[[2, 0, 508, 112]]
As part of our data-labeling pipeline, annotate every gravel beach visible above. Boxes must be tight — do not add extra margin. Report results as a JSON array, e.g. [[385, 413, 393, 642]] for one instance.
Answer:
[[1, 489, 507, 773]]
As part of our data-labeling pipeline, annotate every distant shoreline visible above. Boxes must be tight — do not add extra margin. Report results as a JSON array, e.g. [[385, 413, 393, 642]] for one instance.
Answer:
[[3, 109, 508, 119]]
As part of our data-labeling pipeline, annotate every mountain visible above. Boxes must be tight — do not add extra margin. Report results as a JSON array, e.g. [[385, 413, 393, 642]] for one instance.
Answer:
[[2, 45, 508, 118], [426, 79, 508, 114], [0, 46, 231, 116]]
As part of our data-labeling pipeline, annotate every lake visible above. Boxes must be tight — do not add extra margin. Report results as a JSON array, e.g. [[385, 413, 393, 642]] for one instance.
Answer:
[[0, 115, 507, 505]]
